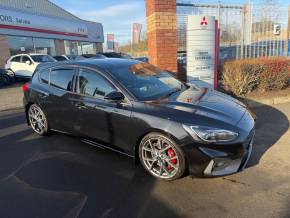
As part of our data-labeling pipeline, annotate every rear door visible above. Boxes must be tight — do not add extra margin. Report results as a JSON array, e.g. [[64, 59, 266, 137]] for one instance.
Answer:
[[42, 67, 79, 133], [8, 56, 24, 76]]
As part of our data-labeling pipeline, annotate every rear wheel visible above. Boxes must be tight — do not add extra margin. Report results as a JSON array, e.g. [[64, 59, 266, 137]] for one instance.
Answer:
[[139, 133, 186, 181], [28, 104, 49, 136], [6, 69, 15, 83], [0, 74, 9, 87]]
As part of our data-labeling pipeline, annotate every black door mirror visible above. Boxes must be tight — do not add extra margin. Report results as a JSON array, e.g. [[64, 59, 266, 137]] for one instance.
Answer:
[[104, 91, 125, 101]]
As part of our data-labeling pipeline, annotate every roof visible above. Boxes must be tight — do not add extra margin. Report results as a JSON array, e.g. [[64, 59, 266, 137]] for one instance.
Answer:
[[0, 0, 79, 20], [12, 53, 51, 56], [35, 58, 141, 73], [76, 58, 141, 71]]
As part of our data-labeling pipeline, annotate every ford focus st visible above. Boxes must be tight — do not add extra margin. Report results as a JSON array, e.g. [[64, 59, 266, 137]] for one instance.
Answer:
[[23, 59, 255, 181]]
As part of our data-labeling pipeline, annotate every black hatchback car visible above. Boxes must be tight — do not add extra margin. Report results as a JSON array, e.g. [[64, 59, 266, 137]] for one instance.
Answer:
[[23, 59, 255, 181]]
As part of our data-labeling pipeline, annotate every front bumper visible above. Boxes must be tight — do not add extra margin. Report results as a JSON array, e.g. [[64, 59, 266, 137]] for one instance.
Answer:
[[183, 129, 255, 178], [202, 137, 253, 176]]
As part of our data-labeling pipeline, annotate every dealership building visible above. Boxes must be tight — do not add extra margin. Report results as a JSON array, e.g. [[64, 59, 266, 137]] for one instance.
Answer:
[[0, 0, 104, 67]]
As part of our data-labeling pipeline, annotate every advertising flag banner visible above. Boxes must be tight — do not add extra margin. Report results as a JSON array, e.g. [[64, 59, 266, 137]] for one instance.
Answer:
[[132, 23, 142, 44], [107, 34, 114, 50]]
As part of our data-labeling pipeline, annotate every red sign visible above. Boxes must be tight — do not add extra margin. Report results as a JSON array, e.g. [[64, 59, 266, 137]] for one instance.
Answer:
[[132, 23, 142, 44], [200, 17, 208, 26]]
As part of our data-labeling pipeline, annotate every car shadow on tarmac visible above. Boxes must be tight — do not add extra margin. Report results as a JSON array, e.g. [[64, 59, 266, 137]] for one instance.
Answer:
[[245, 100, 289, 168], [0, 102, 289, 218], [0, 109, 179, 218]]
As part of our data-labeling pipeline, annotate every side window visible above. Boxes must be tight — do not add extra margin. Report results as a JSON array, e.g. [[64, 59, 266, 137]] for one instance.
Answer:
[[22, 56, 31, 63], [77, 68, 115, 99], [11, 56, 21, 62], [54, 56, 66, 61], [50, 68, 75, 91], [40, 70, 49, 84]]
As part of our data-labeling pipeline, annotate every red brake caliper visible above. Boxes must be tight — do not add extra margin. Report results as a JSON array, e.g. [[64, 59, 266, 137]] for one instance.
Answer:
[[167, 148, 177, 170]]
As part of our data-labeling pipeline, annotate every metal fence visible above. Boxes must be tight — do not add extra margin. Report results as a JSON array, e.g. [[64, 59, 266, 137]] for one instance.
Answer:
[[177, 0, 290, 62]]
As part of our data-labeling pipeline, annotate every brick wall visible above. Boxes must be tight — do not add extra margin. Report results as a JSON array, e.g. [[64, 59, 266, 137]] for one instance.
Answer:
[[0, 35, 11, 68], [146, 0, 178, 74]]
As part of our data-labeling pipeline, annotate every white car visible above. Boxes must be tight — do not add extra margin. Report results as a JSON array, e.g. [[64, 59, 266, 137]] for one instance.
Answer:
[[5, 54, 56, 78], [53, 54, 85, 61]]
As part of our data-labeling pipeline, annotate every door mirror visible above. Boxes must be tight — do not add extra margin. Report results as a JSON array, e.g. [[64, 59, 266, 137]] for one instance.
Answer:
[[25, 60, 32, 65], [104, 91, 125, 101]]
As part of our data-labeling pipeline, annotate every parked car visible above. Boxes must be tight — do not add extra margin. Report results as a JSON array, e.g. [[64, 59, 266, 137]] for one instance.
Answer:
[[0, 69, 11, 87], [23, 59, 255, 181], [5, 54, 56, 78], [177, 52, 186, 66], [100, 52, 132, 59], [134, 56, 148, 63], [53, 55, 85, 61], [81, 54, 107, 59]]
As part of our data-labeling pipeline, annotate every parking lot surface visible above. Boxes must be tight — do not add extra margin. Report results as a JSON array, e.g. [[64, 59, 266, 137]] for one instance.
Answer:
[[0, 102, 290, 218]]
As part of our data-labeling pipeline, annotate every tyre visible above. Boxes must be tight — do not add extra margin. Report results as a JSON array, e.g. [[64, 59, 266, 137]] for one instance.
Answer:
[[28, 104, 49, 136], [139, 133, 186, 181], [0, 74, 9, 87], [6, 69, 15, 83]]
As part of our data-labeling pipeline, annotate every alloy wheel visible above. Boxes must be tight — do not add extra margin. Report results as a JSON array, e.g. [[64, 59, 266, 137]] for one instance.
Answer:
[[28, 105, 48, 135], [141, 136, 180, 180]]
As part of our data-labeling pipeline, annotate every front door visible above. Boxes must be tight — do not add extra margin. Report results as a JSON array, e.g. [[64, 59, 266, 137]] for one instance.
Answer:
[[20, 55, 35, 77], [72, 67, 132, 151]]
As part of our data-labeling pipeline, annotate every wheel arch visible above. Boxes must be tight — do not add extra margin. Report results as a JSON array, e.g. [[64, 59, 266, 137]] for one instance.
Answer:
[[25, 102, 33, 126]]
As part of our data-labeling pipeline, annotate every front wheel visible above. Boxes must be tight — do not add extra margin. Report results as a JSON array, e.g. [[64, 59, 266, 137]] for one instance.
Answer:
[[139, 133, 186, 181], [28, 104, 49, 136]]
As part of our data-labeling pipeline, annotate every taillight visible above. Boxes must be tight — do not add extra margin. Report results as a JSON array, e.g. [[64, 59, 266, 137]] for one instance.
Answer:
[[22, 83, 29, 92]]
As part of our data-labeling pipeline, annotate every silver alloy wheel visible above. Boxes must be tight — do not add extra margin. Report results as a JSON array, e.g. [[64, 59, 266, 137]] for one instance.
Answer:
[[28, 105, 47, 135], [141, 136, 180, 179]]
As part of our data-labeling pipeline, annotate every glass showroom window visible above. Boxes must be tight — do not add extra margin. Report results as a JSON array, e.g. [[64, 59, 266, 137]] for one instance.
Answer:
[[33, 38, 56, 56], [80, 42, 97, 55], [8, 36, 34, 55], [64, 40, 80, 55]]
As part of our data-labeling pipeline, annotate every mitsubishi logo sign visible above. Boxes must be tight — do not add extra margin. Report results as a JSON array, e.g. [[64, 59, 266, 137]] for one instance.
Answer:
[[200, 16, 208, 26], [187, 15, 217, 88]]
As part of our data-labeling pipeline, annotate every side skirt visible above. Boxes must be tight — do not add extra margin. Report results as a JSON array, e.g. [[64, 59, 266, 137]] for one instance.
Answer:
[[50, 129, 135, 158], [81, 138, 135, 158]]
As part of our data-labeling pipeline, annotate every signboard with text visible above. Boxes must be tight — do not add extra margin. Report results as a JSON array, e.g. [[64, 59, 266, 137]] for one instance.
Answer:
[[187, 15, 217, 88], [0, 8, 88, 37]]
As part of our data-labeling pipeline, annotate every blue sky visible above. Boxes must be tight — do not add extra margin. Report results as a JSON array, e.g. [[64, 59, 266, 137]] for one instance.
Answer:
[[50, 0, 146, 45], [50, 0, 289, 45]]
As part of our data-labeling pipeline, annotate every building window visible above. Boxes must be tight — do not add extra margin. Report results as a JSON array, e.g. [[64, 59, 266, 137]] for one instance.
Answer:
[[79, 42, 97, 55], [7, 36, 34, 55], [33, 38, 56, 56], [64, 40, 97, 55], [64, 40, 80, 55]]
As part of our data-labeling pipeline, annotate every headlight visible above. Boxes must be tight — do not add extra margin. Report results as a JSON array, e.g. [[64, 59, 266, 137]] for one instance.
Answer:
[[182, 124, 238, 143]]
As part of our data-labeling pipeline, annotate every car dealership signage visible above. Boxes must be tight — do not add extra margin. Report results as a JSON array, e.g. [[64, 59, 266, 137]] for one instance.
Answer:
[[0, 8, 88, 37], [187, 15, 218, 89]]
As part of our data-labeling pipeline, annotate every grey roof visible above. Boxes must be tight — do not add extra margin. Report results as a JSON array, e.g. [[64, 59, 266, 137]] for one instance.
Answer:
[[0, 0, 79, 20]]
